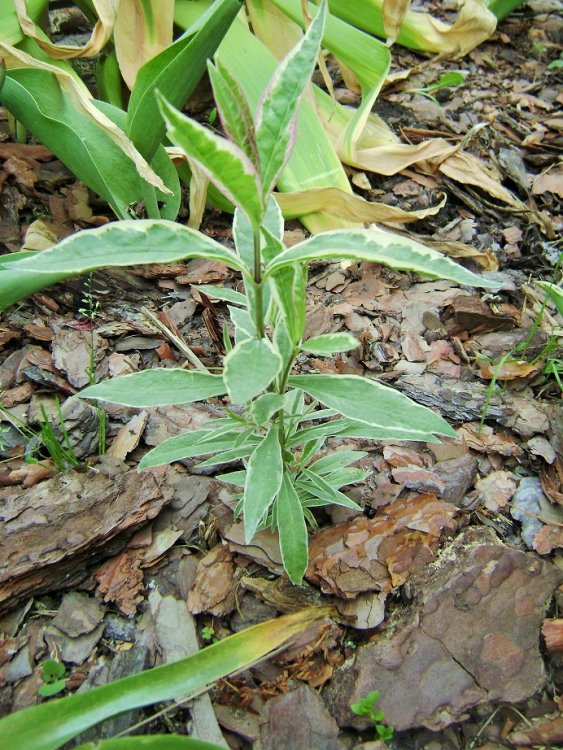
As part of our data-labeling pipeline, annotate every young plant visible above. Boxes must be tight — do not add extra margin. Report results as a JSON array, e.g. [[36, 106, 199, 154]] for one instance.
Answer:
[[38, 658, 67, 698], [405, 71, 466, 105], [351, 689, 394, 742], [0, 400, 80, 472], [5, 0, 499, 583]]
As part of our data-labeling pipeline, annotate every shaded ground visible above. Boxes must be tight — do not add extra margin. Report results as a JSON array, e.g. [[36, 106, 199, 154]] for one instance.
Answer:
[[1, 2, 562, 748]]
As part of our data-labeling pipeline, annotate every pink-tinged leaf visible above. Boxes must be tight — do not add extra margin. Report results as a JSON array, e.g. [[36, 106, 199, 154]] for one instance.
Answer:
[[158, 93, 264, 228], [254, 0, 327, 197], [208, 60, 260, 169]]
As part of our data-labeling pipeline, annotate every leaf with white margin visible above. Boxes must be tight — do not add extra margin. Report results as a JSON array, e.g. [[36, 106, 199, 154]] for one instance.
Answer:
[[159, 93, 264, 228], [81, 369, 227, 407], [7, 220, 246, 275], [300, 332, 359, 355], [254, 0, 327, 197], [277, 473, 308, 584], [224, 338, 282, 404], [288, 374, 457, 439], [243, 425, 283, 542], [266, 226, 501, 288]]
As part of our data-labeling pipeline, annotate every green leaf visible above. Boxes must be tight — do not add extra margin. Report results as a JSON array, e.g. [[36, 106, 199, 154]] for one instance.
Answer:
[[300, 332, 360, 355], [173, 3, 354, 234], [0, 64, 174, 220], [138, 429, 242, 469], [243, 425, 283, 541], [196, 442, 258, 468], [224, 338, 282, 403], [192, 285, 247, 306], [0, 253, 75, 311], [288, 374, 457, 439], [75, 737, 225, 750], [318, 467, 368, 489], [4, 220, 245, 278], [232, 196, 284, 271], [158, 93, 264, 227], [309, 450, 367, 475], [38, 681, 66, 698], [127, 0, 241, 163], [271, 263, 307, 344], [266, 227, 501, 289], [94, 99, 181, 221], [229, 305, 257, 340], [254, 0, 327, 197], [0, 606, 327, 750], [41, 659, 66, 681], [208, 60, 259, 167], [250, 392, 286, 424], [81, 370, 227, 407], [297, 467, 361, 511], [216, 469, 247, 487], [277, 473, 309, 584], [536, 281, 563, 317]]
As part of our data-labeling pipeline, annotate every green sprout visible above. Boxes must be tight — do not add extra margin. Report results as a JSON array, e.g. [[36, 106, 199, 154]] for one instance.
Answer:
[[38, 658, 67, 698], [351, 689, 394, 741], [406, 71, 466, 105]]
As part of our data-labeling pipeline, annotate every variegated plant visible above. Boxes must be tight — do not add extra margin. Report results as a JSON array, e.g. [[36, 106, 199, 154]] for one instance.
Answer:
[[6, 0, 499, 582]]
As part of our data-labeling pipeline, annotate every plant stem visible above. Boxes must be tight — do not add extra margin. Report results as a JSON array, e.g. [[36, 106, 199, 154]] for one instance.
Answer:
[[141, 182, 162, 220], [253, 228, 265, 338]]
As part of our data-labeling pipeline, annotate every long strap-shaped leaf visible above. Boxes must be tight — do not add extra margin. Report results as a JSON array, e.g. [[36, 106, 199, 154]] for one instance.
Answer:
[[265, 227, 501, 289], [74, 738, 225, 750], [0, 607, 332, 750], [127, 0, 242, 163], [4, 220, 246, 276], [75, 737, 224, 750]]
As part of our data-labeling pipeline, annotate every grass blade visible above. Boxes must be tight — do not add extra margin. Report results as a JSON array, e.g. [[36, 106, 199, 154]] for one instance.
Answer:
[[254, 0, 326, 197]]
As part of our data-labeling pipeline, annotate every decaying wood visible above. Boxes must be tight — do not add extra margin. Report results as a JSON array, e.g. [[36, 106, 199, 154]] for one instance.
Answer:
[[395, 373, 550, 437], [542, 619, 563, 653], [0, 461, 172, 614]]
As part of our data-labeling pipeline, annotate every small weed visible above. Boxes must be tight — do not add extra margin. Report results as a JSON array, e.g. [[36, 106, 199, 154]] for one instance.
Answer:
[[0, 402, 79, 471], [479, 266, 563, 425], [543, 356, 562, 392], [78, 272, 106, 456], [406, 71, 465, 104], [532, 42, 547, 58], [200, 625, 218, 643], [38, 658, 67, 698], [351, 689, 394, 742]]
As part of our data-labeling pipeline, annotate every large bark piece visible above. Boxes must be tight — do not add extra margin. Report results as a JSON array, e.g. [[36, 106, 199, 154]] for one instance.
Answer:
[[324, 528, 562, 732], [0, 463, 172, 614], [396, 373, 549, 437]]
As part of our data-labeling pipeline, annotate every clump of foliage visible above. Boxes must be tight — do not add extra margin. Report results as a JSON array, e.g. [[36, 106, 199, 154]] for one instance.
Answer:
[[351, 689, 394, 741]]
